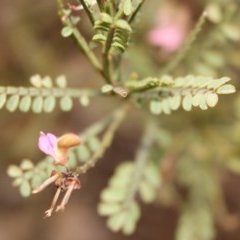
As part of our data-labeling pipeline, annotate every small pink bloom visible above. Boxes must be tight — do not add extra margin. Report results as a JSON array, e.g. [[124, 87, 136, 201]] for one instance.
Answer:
[[38, 132, 81, 166], [148, 26, 185, 52], [147, 3, 191, 52], [38, 132, 58, 159]]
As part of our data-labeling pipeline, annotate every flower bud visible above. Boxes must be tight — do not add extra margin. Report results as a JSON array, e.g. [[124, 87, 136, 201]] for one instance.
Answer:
[[57, 133, 81, 148], [54, 133, 81, 165]]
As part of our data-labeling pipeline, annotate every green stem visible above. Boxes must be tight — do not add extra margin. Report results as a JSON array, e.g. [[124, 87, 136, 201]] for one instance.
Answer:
[[76, 104, 129, 174], [160, 11, 208, 75], [57, 0, 103, 75], [125, 121, 156, 204], [96, 0, 104, 12], [78, 0, 95, 25], [72, 28, 103, 73], [102, 27, 115, 83], [128, 0, 145, 24], [105, 0, 114, 15]]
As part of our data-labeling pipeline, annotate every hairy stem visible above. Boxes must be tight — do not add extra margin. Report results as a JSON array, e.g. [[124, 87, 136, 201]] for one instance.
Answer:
[[128, 0, 145, 24], [76, 104, 129, 174], [102, 28, 115, 83], [96, 0, 104, 12], [78, 0, 95, 25], [124, 121, 156, 204], [57, 0, 103, 75], [160, 11, 208, 75]]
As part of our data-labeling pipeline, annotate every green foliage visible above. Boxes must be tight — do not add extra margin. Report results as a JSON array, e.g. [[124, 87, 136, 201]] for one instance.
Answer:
[[93, 13, 132, 54], [4, 0, 240, 238], [176, 205, 215, 240], [0, 75, 99, 113], [7, 107, 126, 196], [7, 159, 48, 197], [98, 162, 141, 235], [128, 75, 235, 114], [98, 160, 160, 234]]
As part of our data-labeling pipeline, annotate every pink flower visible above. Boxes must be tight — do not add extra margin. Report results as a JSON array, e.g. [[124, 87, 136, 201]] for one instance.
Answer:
[[38, 132, 81, 166], [147, 3, 191, 52], [38, 132, 58, 159], [148, 26, 185, 52]]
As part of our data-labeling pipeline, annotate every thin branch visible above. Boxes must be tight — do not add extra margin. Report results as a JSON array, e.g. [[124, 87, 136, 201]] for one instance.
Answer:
[[71, 28, 103, 73], [160, 11, 208, 75], [96, 0, 104, 12], [1, 85, 102, 98], [102, 28, 115, 83], [128, 0, 145, 24], [124, 121, 156, 204], [76, 104, 129, 174], [78, 0, 95, 25], [57, 0, 103, 75]]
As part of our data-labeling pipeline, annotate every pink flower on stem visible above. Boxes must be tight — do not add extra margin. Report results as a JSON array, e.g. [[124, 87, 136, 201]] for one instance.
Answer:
[[34, 132, 82, 217], [38, 132, 58, 159], [148, 26, 185, 52], [147, 3, 191, 53], [38, 132, 81, 166]]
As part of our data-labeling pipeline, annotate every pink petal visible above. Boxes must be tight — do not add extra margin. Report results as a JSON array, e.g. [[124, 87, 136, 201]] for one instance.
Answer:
[[38, 132, 57, 157], [147, 26, 184, 52]]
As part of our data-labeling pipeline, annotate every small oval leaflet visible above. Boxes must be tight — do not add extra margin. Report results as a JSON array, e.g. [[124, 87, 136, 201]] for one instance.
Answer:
[[55, 75, 67, 88], [76, 144, 91, 162], [88, 136, 101, 152], [122, 216, 137, 235], [30, 74, 42, 88], [101, 84, 113, 93], [199, 94, 208, 110], [67, 151, 77, 168], [98, 203, 121, 216], [31, 175, 44, 189], [32, 96, 43, 113], [80, 96, 90, 107], [221, 23, 240, 41], [7, 165, 23, 178], [107, 211, 127, 232], [20, 159, 34, 170], [144, 164, 161, 188], [41, 76, 52, 88], [206, 92, 218, 107], [217, 84, 236, 94], [61, 26, 74, 38], [60, 96, 73, 111], [20, 180, 31, 197], [206, 3, 222, 23], [19, 95, 32, 112], [6, 95, 20, 112], [123, 0, 133, 16], [139, 180, 156, 203], [150, 100, 162, 115], [0, 93, 7, 109], [192, 93, 202, 107], [115, 19, 132, 32], [70, 16, 80, 25], [182, 94, 193, 111], [169, 95, 181, 110], [100, 188, 126, 203], [43, 96, 56, 112], [13, 177, 23, 187], [92, 33, 107, 43], [162, 98, 171, 114]]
